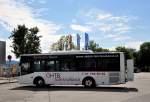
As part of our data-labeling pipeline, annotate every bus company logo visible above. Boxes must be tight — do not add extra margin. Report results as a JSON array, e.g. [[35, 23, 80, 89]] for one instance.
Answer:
[[46, 73, 61, 79]]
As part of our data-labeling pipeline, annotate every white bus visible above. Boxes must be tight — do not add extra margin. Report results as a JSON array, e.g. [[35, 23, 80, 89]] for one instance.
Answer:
[[18, 50, 134, 87]]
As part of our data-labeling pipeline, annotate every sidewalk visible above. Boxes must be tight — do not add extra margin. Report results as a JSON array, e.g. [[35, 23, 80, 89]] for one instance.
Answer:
[[0, 77, 18, 84]]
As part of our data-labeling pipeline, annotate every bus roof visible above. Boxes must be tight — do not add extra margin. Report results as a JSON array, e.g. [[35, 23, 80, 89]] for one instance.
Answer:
[[21, 50, 123, 56]]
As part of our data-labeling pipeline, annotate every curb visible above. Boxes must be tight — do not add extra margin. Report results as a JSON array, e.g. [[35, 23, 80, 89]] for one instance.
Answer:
[[0, 80, 18, 85]]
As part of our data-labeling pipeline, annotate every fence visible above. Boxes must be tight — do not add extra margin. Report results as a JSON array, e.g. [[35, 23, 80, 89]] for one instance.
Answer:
[[0, 64, 18, 77]]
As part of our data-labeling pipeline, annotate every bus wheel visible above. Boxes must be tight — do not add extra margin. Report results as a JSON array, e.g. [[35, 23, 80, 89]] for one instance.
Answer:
[[83, 77, 95, 88], [34, 77, 45, 87]]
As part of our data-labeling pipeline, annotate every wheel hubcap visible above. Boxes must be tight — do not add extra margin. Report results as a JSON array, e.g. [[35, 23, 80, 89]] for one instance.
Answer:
[[85, 80, 92, 86], [38, 80, 43, 85]]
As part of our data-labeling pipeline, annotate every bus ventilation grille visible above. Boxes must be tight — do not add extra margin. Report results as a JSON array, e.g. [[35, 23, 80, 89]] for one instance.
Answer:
[[109, 73, 120, 84]]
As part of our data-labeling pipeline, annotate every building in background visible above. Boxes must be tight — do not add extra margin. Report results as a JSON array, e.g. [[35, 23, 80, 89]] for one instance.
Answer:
[[77, 33, 81, 50], [0, 41, 6, 65], [0, 41, 6, 76], [85, 33, 89, 50]]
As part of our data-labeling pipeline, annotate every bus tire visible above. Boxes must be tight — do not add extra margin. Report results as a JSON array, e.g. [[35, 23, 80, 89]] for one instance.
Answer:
[[34, 77, 45, 87], [82, 77, 96, 88]]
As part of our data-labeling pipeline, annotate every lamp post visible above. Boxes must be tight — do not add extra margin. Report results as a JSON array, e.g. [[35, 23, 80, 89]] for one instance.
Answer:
[[7, 55, 12, 67], [7, 55, 12, 83]]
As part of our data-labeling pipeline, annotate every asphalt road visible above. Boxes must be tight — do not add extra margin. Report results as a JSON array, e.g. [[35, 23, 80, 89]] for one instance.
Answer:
[[0, 73, 150, 102]]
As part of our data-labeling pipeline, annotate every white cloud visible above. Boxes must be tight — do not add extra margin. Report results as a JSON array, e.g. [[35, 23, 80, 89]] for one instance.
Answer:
[[75, 9, 137, 41], [125, 41, 143, 50], [108, 46, 116, 51], [114, 26, 131, 33], [107, 41, 142, 51], [27, 0, 48, 4], [97, 22, 131, 35], [70, 24, 91, 32], [99, 24, 112, 33], [105, 34, 131, 41], [97, 15, 132, 35], [75, 9, 140, 50], [97, 14, 112, 20], [0, 0, 61, 60]]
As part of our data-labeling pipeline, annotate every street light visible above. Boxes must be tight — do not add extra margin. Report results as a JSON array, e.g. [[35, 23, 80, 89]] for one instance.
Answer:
[[7, 55, 12, 83], [7, 55, 12, 67]]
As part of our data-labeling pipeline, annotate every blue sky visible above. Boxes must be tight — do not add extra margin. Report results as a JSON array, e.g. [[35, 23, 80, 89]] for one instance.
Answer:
[[0, 0, 150, 60]]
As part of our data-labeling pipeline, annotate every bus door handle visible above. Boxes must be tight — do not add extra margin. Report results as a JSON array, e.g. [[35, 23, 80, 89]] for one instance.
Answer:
[[30, 76, 33, 78]]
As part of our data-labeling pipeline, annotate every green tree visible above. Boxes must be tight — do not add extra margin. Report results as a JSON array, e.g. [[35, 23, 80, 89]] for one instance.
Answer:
[[10, 25, 41, 58], [51, 36, 66, 51], [51, 42, 59, 51], [115, 46, 134, 60], [25, 27, 41, 54], [95, 47, 109, 52], [88, 40, 109, 52], [115, 46, 142, 70], [88, 40, 98, 51], [127, 48, 140, 67], [139, 42, 150, 71], [51, 35, 75, 51], [51, 36, 65, 51], [133, 51, 140, 67]]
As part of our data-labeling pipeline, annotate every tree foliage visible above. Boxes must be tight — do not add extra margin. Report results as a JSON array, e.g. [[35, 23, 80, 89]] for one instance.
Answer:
[[88, 40, 98, 51], [10, 25, 41, 58], [115, 46, 135, 60], [51, 35, 75, 51], [139, 42, 150, 71], [88, 40, 109, 52], [51, 36, 66, 51]]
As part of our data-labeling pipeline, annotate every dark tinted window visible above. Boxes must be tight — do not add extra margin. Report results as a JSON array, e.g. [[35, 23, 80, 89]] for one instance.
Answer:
[[20, 54, 120, 73], [33, 61, 41, 72], [30, 60, 46, 72], [20, 56, 33, 75], [45, 60, 55, 71], [55, 60, 60, 71], [76, 58, 96, 71], [59, 59, 76, 71], [76, 58, 86, 71], [97, 57, 120, 71], [21, 62, 31, 75], [76, 54, 120, 71]]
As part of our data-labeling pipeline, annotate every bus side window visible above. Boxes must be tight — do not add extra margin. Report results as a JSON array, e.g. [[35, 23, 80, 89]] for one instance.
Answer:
[[21, 62, 30, 73], [97, 58, 102, 71], [33, 61, 41, 72], [40, 60, 45, 71], [55, 60, 60, 71], [70, 59, 76, 71], [21, 62, 30, 75], [21, 63, 30, 71], [85, 58, 96, 71], [61, 61, 69, 71], [46, 60, 55, 71], [76, 58, 85, 71]]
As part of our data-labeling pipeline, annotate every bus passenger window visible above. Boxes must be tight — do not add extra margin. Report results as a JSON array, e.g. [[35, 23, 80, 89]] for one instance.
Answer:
[[60, 60, 69, 71], [55, 61, 60, 71], [85, 58, 96, 71], [21, 62, 31, 75], [21, 63, 30, 71], [46, 61, 55, 71], [33, 61, 41, 72], [63, 63, 70, 71]]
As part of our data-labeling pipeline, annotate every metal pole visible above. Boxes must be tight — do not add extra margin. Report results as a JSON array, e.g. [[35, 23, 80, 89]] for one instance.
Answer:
[[9, 60, 10, 83]]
